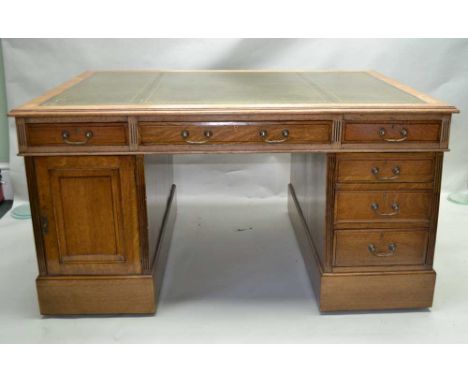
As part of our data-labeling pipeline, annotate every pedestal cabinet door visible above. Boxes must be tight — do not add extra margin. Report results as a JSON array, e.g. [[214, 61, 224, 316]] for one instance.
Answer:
[[34, 156, 142, 275]]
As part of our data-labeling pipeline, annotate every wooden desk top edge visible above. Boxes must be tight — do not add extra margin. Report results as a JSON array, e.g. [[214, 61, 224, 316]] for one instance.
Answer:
[[9, 70, 459, 117]]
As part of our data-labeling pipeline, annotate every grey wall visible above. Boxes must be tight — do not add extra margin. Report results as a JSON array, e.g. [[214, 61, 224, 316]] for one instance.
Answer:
[[2, 39, 467, 202]]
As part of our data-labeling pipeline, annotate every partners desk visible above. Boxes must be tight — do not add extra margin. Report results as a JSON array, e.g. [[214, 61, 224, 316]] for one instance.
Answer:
[[9, 70, 459, 315]]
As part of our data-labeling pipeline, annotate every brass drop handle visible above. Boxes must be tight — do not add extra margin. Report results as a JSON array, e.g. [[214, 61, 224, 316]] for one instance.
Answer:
[[368, 243, 397, 257], [259, 129, 290, 144], [371, 202, 400, 216], [378, 126, 408, 142], [181, 130, 213, 144], [62, 130, 93, 145], [371, 165, 401, 180]]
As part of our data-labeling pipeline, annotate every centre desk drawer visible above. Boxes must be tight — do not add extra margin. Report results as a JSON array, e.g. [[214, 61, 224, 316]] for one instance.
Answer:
[[334, 229, 429, 267], [139, 121, 332, 145], [335, 190, 432, 225], [343, 120, 441, 145], [26, 122, 128, 147]]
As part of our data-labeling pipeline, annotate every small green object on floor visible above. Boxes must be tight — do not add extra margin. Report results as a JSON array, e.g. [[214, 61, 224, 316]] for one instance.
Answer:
[[448, 191, 468, 205], [10, 203, 31, 219]]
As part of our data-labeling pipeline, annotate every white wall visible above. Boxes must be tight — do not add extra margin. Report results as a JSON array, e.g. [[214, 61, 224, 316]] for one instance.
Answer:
[[3, 39, 467, 202]]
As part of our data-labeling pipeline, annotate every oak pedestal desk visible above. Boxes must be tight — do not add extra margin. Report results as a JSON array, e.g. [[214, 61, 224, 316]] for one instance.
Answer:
[[10, 70, 459, 315]]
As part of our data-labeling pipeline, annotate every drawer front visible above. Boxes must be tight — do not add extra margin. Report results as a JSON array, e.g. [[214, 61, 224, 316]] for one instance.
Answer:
[[334, 229, 428, 267], [336, 154, 435, 183], [335, 190, 432, 224], [343, 121, 441, 144], [139, 121, 332, 145], [26, 122, 128, 147]]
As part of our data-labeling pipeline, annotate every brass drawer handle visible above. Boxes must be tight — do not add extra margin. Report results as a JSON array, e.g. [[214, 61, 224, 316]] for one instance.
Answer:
[[371, 166, 401, 180], [371, 202, 400, 216], [259, 129, 289, 143], [378, 126, 408, 142], [368, 243, 397, 257], [62, 130, 93, 145], [181, 130, 213, 144]]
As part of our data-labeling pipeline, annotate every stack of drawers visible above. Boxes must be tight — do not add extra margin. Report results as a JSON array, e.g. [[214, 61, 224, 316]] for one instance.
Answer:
[[332, 152, 439, 273]]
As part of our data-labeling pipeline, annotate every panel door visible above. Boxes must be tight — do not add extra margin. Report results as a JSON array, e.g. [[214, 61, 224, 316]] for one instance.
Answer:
[[34, 156, 142, 275]]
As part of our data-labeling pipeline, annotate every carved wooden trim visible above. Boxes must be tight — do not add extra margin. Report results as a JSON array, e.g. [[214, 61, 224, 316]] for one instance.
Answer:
[[426, 152, 444, 265], [128, 116, 139, 151], [440, 117, 450, 149], [433, 152, 443, 194], [16, 118, 28, 153], [135, 156, 150, 272], [324, 153, 337, 272], [24, 157, 48, 275], [332, 119, 342, 147]]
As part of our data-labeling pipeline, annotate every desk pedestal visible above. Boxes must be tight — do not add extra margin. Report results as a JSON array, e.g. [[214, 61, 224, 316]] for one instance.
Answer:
[[26, 155, 176, 315], [289, 152, 441, 311]]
